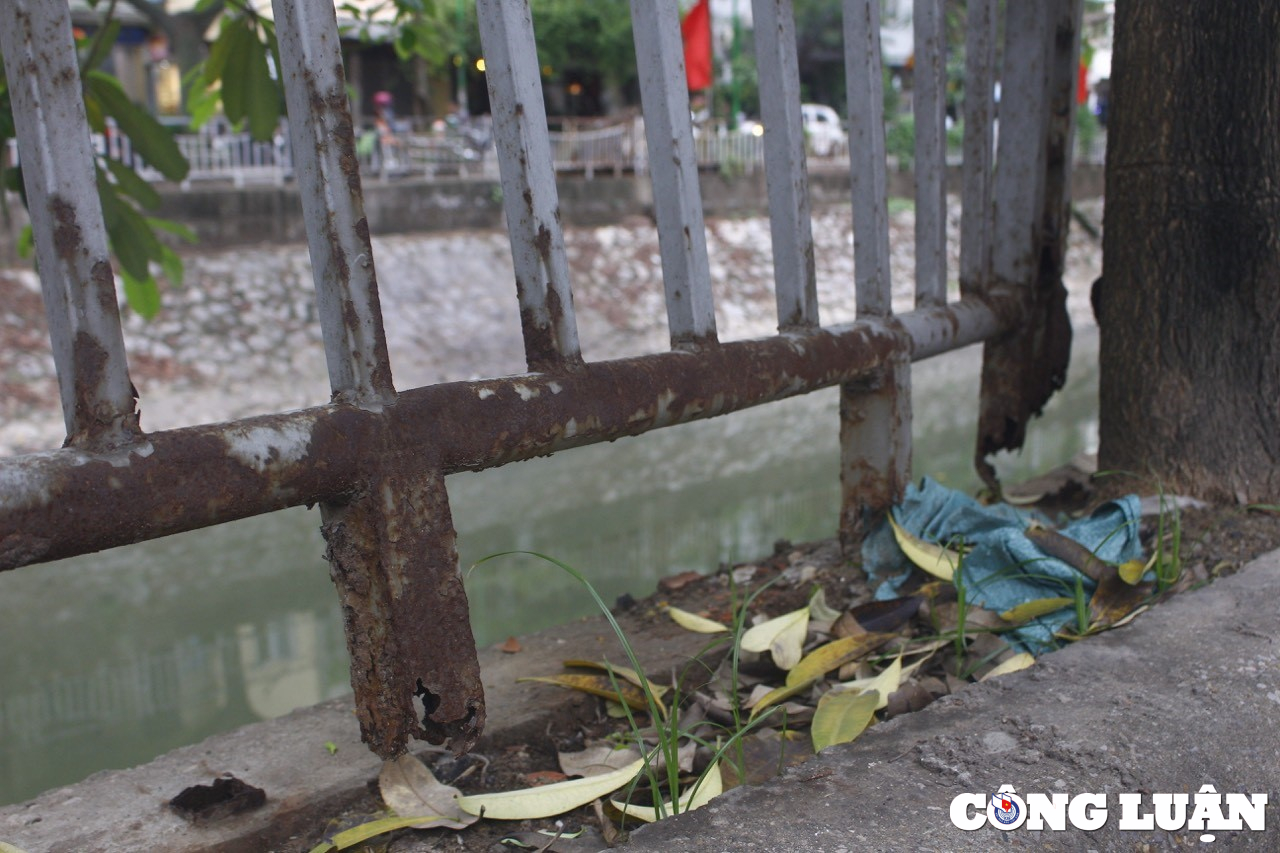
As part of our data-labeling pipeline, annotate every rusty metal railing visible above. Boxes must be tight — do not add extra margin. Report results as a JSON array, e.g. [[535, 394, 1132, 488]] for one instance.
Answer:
[[0, 0, 1084, 761]]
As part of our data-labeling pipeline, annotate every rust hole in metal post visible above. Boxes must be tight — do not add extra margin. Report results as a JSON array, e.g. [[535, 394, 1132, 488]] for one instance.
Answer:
[[322, 457, 485, 758]]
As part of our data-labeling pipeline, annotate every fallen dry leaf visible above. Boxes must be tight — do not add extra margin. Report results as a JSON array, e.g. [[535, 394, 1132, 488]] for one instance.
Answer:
[[558, 744, 643, 779], [740, 606, 809, 670], [457, 757, 645, 820], [378, 754, 477, 830], [499, 636, 523, 654]]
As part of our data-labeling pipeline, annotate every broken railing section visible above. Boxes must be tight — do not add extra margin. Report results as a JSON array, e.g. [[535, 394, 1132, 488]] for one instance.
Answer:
[[0, 0, 139, 450], [974, 0, 1079, 493], [322, 459, 483, 757]]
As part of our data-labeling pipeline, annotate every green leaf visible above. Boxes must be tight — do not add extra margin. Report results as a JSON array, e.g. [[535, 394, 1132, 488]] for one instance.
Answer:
[[121, 270, 161, 319], [811, 690, 878, 752], [105, 158, 161, 210], [85, 71, 188, 181], [203, 20, 239, 88], [84, 93, 106, 134], [148, 216, 198, 244], [218, 21, 257, 125], [99, 176, 163, 281], [158, 243, 184, 289], [242, 34, 281, 142], [17, 224, 34, 259], [81, 18, 122, 72]]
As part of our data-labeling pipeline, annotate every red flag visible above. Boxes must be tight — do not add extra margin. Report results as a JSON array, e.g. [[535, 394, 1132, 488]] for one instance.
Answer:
[[682, 0, 712, 91], [1077, 60, 1089, 105]]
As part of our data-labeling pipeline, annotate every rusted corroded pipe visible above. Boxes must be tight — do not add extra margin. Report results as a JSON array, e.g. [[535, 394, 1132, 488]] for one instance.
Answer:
[[0, 296, 1017, 573]]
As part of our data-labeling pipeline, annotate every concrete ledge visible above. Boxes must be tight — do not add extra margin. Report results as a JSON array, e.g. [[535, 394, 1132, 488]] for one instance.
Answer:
[[151, 166, 1106, 250], [0, 607, 712, 853], [625, 550, 1280, 851]]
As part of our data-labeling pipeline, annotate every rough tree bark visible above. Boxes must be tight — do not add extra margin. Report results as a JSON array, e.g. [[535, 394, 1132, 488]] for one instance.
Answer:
[[1095, 0, 1280, 503]]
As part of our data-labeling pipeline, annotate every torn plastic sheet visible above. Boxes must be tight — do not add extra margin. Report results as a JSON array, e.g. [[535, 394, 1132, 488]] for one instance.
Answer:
[[862, 477, 1143, 652]]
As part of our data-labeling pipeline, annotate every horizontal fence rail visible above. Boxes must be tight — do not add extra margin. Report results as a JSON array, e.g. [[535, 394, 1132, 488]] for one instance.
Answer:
[[0, 0, 1085, 764]]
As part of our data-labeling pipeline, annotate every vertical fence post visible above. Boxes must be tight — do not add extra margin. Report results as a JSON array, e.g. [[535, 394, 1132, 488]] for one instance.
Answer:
[[274, 0, 484, 759], [960, 0, 998, 297], [751, 0, 819, 330], [629, 0, 719, 348], [0, 0, 138, 449], [478, 0, 583, 371], [913, 0, 947, 309], [839, 0, 911, 547], [973, 0, 1080, 491]]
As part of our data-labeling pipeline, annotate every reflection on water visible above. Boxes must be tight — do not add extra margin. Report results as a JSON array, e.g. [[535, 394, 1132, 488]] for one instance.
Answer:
[[0, 332, 1098, 805]]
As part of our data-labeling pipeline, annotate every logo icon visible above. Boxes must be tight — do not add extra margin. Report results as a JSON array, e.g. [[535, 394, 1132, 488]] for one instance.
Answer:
[[991, 792, 1020, 825]]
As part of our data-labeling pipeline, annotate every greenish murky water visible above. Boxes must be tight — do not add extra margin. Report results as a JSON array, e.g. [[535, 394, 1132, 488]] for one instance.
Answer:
[[0, 331, 1099, 805]]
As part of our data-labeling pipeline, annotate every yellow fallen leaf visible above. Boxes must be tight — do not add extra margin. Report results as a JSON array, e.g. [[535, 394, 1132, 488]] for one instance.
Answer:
[[811, 690, 879, 752], [1118, 558, 1149, 585], [665, 605, 730, 634], [981, 652, 1036, 680], [561, 659, 669, 715], [457, 757, 645, 820], [611, 762, 723, 822], [307, 814, 456, 853], [748, 678, 817, 720], [1, 844, 31, 853], [832, 652, 904, 710], [518, 674, 657, 715], [999, 597, 1076, 624], [740, 606, 809, 670], [888, 515, 962, 581], [785, 632, 894, 688]]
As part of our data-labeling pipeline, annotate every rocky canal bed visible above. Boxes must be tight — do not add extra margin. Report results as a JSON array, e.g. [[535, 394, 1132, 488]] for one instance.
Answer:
[[0, 199, 1104, 456]]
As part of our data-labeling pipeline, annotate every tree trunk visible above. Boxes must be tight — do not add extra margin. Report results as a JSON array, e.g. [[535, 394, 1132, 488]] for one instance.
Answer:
[[1096, 0, 1280, 503]]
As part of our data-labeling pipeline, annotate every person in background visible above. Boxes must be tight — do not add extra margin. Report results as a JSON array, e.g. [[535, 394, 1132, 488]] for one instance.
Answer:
[[373, 90, 401, 170]]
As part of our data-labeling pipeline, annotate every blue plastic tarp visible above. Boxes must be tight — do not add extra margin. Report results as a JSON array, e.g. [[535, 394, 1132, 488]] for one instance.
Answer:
[[861, 477, 1143, 652]]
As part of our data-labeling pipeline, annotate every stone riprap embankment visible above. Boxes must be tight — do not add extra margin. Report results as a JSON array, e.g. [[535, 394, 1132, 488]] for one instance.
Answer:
[[0, 201, 1102, 456]]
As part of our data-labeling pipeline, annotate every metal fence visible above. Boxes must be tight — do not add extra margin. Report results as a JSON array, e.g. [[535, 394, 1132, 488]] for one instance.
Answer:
[[0, 0, 1084, 762], [9, 109, 1106, 189]]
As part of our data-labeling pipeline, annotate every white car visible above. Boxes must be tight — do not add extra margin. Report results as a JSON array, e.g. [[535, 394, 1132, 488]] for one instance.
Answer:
[[801, 103, 846, 157]]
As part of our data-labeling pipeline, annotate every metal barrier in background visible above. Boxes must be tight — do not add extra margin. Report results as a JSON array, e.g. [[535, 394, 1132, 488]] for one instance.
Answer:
[[0, 0, 1084, 761]]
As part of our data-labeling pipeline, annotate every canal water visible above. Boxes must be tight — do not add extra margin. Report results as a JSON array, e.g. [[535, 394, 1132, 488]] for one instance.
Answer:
[[0, 330, 1099, 806]]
